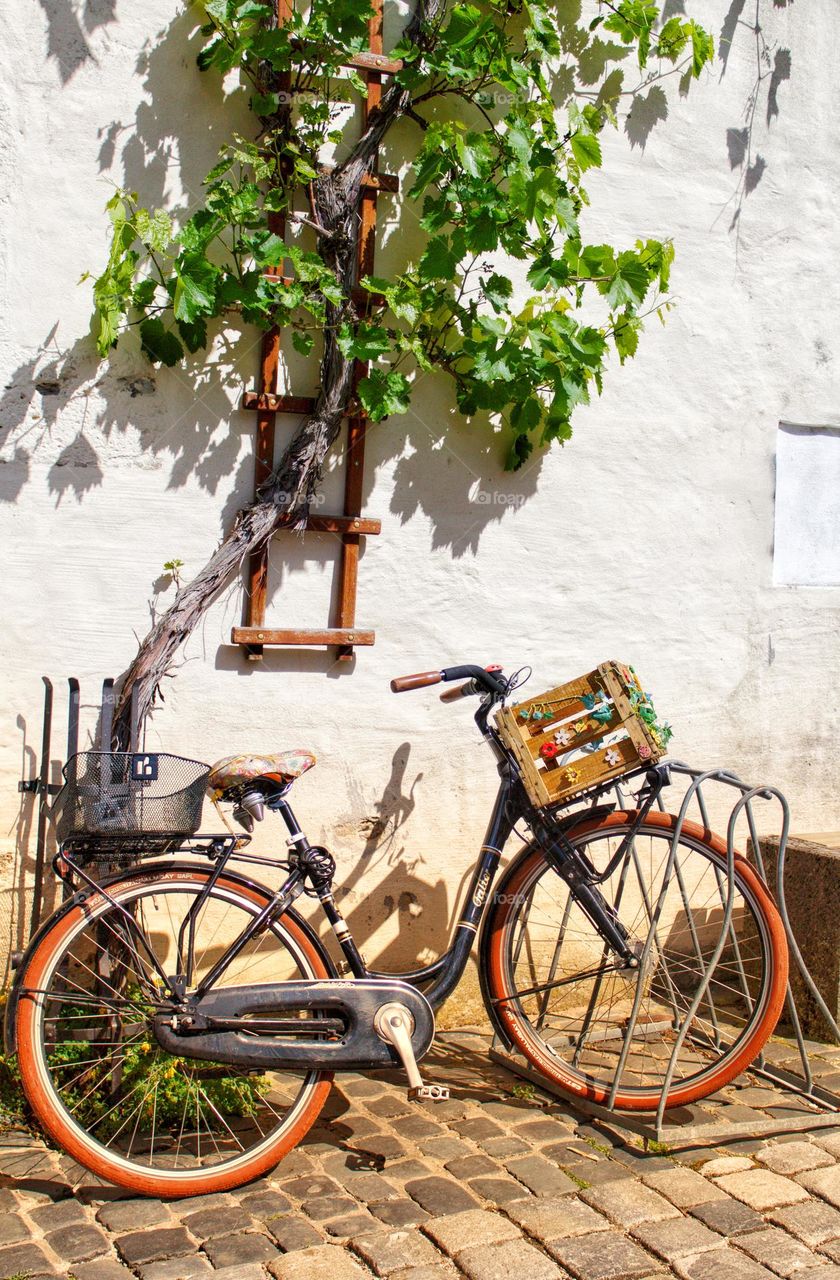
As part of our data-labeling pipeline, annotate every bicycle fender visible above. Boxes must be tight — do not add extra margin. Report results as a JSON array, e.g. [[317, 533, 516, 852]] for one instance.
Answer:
[[477, 805, 616, 1051], [3, 859, 337, 1055]]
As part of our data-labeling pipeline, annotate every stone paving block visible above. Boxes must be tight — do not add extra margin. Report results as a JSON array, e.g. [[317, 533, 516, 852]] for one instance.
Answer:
[[457, 1236, 564, 1280], [115, 1227, 195, 1266], [443, 1154, 498, 1180], [504, 1154, 578, 1197], [96, 1199, 172, 1232], [325, 1213, 381, 1238], [168, 1192, 231, 1216], [769, 1199, 840, 1247], [265, 1216, 324, 1251], [269, 1242, 372, 1279], [366, 1096, 413, 1119], [817, 1240, 840, 1265], [0, 1241, 54, 1278], [479, 1135, 531, 1159], [514, 1118, 574, 1144], [713, 1170, 810, 1211], [404, 1176, 481, 1216], [70, 1261, 137, 1280], [798, 1167, 840, 1209], [581, 1179, 682, 1228], [203, 1229, 280, 1268], [281, 1173, 343, 1199], [138, 1259, 214, 1280], [630, 1218, 723, 1261], [371, 1199, 431, 1228], [796, 1269, 840, 1280], [507, 1194, 611, 1242], [758, 1143, 835, 1176], [689, 1198, 767, 1237], [302, 1194, 360, 1221], [46, 1222, 111, 1262], [392, 1115, 444, 1141], [641, 1167, 728, 1209], [341, 1077, 389, 1098], [340, 1172, 402, 1203], [813, 1133, 840, 1158], [675, 1245, 779, 1280], [698, 1157, 755, 1176], [351, 1227, 444, 1274], [732, 1226, 819, 1276], [547, 1228, 662, 1279], [419, 1136, 473, 1162], [30, 1196, 92, 1230], [180, 1204, 254, 1238], [239, 1188, 293, 1217], [563, 1160, 632, 1187], [0, 1213, 29, 1243], [422, 1207, 521, 1255], [451, 1117, 505, 1142], [468, 1175, 532, 1205], [271, 1150, 317, 1177], [379, 1160, 433, 1183]]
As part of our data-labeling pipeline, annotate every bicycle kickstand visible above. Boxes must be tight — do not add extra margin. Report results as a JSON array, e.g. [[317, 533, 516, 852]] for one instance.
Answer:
[[374, 1003, 450, 1103]]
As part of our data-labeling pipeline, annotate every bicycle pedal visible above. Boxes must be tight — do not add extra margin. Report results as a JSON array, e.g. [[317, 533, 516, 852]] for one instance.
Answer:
[[408, 1083, 450, 1103]]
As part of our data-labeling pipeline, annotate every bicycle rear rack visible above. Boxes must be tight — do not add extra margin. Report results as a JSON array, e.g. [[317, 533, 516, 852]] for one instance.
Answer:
[[490, 762, 840, 1146]]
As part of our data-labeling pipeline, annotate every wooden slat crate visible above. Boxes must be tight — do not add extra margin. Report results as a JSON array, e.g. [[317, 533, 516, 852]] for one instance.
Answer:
[[495, 660, 669, 809]]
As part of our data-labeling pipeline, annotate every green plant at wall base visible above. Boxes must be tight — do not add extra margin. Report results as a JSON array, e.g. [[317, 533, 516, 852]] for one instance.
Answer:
[[91, 0, 712, 470]]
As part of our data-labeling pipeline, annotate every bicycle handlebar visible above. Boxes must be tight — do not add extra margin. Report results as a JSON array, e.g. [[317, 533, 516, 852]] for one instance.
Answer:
[[390, 664, 507, 697]]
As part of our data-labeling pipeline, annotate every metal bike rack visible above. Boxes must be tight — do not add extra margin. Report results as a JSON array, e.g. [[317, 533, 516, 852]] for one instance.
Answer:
[[490, 762, 840, 1146]]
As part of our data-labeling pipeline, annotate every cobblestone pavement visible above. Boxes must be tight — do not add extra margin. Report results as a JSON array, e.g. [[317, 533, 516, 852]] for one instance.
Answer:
[[3, 1031, 840, 1280]]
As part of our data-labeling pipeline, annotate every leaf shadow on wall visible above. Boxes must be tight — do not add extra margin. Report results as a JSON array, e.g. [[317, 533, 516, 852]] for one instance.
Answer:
[[717, 0, 793, 247]]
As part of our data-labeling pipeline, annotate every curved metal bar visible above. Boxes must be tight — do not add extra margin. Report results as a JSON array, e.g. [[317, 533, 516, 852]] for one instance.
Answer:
[[653, 782, 781, 1131], [605, 768, 726, 1108]]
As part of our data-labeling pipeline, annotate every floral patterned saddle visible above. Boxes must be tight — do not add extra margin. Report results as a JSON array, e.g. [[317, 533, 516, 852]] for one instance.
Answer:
[[207, 751, 316, 801]]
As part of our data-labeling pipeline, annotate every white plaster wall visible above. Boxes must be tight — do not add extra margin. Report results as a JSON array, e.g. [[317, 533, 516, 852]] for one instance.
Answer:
[[1, 0, 839, 982]]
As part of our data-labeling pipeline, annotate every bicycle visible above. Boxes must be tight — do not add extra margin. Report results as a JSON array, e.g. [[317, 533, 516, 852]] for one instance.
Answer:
[[6, 662, 789, 1197]]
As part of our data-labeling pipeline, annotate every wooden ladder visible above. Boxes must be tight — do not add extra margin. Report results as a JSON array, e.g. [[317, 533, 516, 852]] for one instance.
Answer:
[[232, 0, 401, 662]]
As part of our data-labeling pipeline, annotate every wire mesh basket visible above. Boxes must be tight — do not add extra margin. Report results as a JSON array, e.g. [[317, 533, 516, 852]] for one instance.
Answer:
[[53, 752, 209, 844]]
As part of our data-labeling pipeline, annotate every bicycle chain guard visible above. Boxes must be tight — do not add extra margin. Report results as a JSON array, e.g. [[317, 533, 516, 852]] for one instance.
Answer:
[[152, 977, 435, 1071]]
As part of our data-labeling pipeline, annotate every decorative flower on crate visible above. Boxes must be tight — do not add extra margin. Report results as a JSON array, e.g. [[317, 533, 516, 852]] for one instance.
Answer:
[[563, 767, 580, 786], [574, 719, 588, 734], [554, 727, 574, 747], [638, 744, 652, 759], [628, 687, 673, 749], [582, 690, 613, 725], [539, 741, 559, 760], [604, 748, 622, 767]]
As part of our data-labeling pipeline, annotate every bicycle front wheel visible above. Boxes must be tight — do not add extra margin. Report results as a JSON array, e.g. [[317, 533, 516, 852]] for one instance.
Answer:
[[15, 863, 333, 1197], [483, 810, 788, 1110]]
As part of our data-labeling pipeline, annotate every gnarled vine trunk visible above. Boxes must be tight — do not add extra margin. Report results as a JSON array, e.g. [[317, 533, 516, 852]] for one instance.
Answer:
[[113, 0, 443, 746]]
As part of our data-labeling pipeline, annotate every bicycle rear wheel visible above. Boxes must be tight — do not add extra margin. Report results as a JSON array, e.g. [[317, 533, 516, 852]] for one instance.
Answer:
[[482, 810, 788, 1109], [15, 863, 332, 1196]]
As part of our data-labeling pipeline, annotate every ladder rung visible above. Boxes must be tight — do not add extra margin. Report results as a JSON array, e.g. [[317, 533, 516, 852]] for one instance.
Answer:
[[232, 627, 375, 647], [305, 515, 380, 535], [347, 51, 404, 75], [241, 392, 369, 419]]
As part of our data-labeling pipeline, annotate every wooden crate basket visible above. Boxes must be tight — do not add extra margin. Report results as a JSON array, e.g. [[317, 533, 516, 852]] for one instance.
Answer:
[[495, 660, 668, 810]]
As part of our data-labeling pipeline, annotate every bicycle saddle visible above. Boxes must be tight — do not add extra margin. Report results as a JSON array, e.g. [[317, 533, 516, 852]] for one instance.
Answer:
[[207, 751, 317, 800]]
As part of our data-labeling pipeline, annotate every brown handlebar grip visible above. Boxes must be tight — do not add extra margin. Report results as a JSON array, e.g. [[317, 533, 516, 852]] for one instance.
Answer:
[[440, 682, 471, 703], [390, 670, 443, 693]]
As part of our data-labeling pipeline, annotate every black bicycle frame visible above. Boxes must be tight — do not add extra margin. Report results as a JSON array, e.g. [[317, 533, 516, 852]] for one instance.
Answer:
[[178, 691, 668, 1015]]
